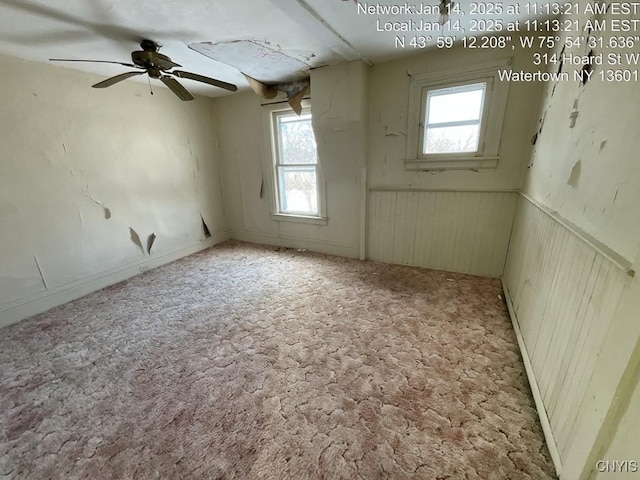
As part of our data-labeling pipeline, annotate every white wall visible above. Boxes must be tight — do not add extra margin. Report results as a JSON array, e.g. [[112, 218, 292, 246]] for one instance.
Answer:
[[366, 38, 543, 275], [523, 40, 640, 263], [0, 54, 229, 326], [368, 41, 541, 192], [503, 3, 640, 478], [214, 61, 367, 258]]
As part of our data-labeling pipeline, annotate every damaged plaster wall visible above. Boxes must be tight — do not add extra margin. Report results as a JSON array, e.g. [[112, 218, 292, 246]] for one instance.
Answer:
[[523, 28, 640, 263], [214, 61, 367, 257], [503, 3, 640, 479], [0, 53, 228, 326], [366, 36, 544, 275]]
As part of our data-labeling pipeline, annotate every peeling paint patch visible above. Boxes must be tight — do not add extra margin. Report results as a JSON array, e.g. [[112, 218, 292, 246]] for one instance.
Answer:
[[278, 81, 311, 115], [129, 228, 144, 255], [569, 110, 579, 128], [613, 188, 619, 204], [557, 46, 565, 75], [146, 233, 156, 255], [189, 40, 309, 84], [567, 160, 581, 187], [569, 99, 579, 128], [384, 126, 407, 137], [186, 136, 194, 158], [84, 192, 111, 220], [579, 50, 595, 85], [600, 140, 607, 152], [534, 110, 547, 144], [33, 255, 48, 290], [201, 215, 212, 239], [62, 143, 67, 154]]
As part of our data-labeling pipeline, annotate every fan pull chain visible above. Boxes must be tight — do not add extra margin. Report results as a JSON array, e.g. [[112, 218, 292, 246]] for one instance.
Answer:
[[148, 75, 154, 96]]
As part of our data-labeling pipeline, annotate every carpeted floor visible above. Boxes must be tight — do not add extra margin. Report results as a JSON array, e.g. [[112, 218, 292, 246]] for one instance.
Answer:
[[1, 241, 556, 479]]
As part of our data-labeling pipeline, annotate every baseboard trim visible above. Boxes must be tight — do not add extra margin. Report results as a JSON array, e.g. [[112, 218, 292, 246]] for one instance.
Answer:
[[231, 230, 360, 259], [0, 232, 230, 328], [501, 278, 563, 478]]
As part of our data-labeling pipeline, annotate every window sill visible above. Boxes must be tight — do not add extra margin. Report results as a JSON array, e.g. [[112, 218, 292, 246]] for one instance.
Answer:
[[405, 156, 498, 171], [270, 213, 328, 226]]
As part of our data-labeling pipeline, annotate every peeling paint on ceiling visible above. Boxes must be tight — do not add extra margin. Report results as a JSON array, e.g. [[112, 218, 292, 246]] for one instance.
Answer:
[[0, 0, 549, 97], [189, 40, 311, 84]]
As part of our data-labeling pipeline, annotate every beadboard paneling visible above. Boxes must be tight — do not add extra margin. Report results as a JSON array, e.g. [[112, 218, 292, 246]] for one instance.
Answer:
[[367, 190, 518, 277], [503, 195, 630, 472]]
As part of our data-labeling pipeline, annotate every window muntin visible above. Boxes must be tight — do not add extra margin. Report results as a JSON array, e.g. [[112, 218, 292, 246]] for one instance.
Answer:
[[273, 110, 319, 216]]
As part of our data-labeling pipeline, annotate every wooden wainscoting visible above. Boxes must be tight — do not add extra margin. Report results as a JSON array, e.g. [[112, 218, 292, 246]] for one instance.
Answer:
[[367, 189, 518, 277], [503, 194, 633, 476]]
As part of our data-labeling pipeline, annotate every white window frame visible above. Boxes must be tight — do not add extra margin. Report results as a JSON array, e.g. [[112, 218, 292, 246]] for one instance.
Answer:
[[405, 58, 512, 171], [422, 81, 487, 155], [262, 101, 327, 225]]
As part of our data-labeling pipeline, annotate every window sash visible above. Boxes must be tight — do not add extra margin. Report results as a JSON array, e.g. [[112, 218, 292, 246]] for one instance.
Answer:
[[418, 79, 492, 159], [271, 108, 320, 216], [424, 83, 486, 126], [275, 113, 317, 167], [276, 165, 318, 215]]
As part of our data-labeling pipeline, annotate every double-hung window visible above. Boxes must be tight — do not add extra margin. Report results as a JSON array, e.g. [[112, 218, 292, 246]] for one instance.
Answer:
[[405, 58, 511, 171], [263, 103, 326, 225]]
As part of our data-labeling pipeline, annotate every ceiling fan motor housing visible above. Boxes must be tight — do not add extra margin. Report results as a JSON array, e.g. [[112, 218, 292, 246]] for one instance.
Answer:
[[131, 50, 176, 71], [140, 39, 161, 52]]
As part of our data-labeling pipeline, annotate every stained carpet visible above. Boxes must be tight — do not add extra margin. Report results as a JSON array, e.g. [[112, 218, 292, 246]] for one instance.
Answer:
[[1, 241, 556, 479]]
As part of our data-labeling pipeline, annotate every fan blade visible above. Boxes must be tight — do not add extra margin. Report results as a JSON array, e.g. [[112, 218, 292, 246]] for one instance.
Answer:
[[92, 71, 145, 88], [154, 57, 181, 70], [173, 70, 237, 92], [50, 58, 140, 68], [160, 76, 194, 101]]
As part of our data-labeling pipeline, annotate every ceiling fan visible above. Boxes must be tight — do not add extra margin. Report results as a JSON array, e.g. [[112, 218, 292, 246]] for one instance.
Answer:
[[50, 39, 238, 101]]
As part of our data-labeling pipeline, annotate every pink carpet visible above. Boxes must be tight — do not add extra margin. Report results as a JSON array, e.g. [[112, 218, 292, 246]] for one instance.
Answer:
[[1, 241, 556, 479]]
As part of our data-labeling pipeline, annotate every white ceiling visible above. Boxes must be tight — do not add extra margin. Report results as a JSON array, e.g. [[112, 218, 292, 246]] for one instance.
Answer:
[[0, 0, 544, 98]]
